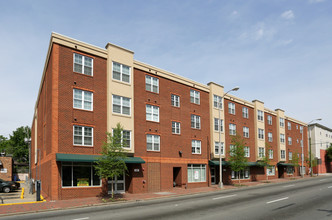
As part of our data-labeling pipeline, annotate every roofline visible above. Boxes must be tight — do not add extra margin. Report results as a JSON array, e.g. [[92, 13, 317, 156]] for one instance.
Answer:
[[309, 123, 332, 132]]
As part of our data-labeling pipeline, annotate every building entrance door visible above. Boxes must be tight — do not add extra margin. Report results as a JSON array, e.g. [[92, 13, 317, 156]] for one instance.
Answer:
[[173, 167, 182, 187], [108, 172, 125, 194], [211, 167, 216, 184]]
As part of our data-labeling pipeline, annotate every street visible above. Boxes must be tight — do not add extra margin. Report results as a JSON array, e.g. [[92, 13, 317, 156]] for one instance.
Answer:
[[2, 176, 332, 220]]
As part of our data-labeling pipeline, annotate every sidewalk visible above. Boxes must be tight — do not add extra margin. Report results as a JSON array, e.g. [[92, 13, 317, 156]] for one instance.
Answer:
[[0, 175, 326, 217]]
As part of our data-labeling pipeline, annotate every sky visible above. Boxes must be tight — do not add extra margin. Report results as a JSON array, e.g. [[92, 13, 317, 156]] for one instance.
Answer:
[[0, 0, 331, 137]]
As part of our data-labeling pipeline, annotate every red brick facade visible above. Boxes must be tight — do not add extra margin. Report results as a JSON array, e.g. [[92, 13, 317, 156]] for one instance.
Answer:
[[0, 157, 13, 181]]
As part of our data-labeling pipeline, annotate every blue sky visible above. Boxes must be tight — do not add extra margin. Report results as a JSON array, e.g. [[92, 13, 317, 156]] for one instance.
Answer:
[[0, 0, 331, 137]]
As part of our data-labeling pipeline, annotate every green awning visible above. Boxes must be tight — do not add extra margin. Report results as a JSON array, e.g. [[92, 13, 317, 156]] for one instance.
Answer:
[[277, 163, 294, 166], [56, 153, 145, 164], [209, 160, 259, 166]]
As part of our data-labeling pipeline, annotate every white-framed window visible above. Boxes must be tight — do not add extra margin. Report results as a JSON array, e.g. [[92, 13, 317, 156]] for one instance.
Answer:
[[192, 140, 201, 154], [145, 75, 159, 93], [171, 94, 180, 107], [213, 95, 222, 109], [296, 125, 298, 129], [231, 168, 250, 179], [289, 152, 293, 160], [242, 107, 249, 118], [73, 125, 93, 146], [172, 121, 181, 134], [259, 147, 265, 157], [73, 53, 93, 76], [258, 128, 264, 139], [146, 134, 160, 151], [281, 150, 286, 160], [73, 89, 93, 111], [288, 122, 291, 130], [243, 127, 249, 138], [61, 162, 101, 187], [214, 142, 224, 155], [267, 166, 275, 176], [112, 129, 131, 149], [288, 137, 292, 145], [112, 62, 130, 83], [146, 105, 159, 122], [244, 146, 250, 157], [267, 115, 272, 125], [190, 90, 200, 105], [258, 110, 264, 121], [228, 102, 235, 115], [268, 132, 273, 142], [191, 115, 201, 129], [286, 167, 294, 175], [280, 118, 285, 127], [229, 124, 236, 135], [280, 134, 285, 143], [300, 126, 303, 134], [187, 164, 206, 183], [112, 95, 130, 115], [230, 144, 236, 156], [269, 149, 273, 159], [214, 118, 223, 132]]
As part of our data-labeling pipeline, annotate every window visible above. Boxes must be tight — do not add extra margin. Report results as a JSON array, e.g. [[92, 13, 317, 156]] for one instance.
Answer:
[[243, 127, 249, 138], [214, 118, 223, 132], [280, 134, 285, 143], [286, 167, 294, 175], [213, 95, 222, 109], [288, 122, 291, 130], [172, 121, 181, 134], [145, 75, 159, 93], [257, 110, 264, 121], [281, 150, 286, 160], [269, 149, 273, 159], [112, 129, 131, 149], [229, 124, 236, 135], [192, 140, 201, 154], [244, 146, 250, 157], [259, 147, 265, 157], [73, 89, 93, 111], [146, 134, 160, 151], [146, 105, 159, 122], [188, 164, 206, 183], [300, 126, 303, 134], [73, 125, 93, 146], [242, 107, 249, 118], [112, 95, 130, 115], [62, 162, 100, 187], [191, 115, 201, 129], [268, 132, 273, 142], [112, 62, 130, 83], [267, 115, 272, 125], [258, 129, 264, 139], [296, 125, 298, 129], [171, 94, 180, 107], [230, 144, 236, 156], [288, 137, 292, 145], [215, 142, 224, 155], [289, 152, 293, 160], [190, 90, 200, 104], [280, 118, 285, 127], [228, 102, 235, 114], [267, 166, 275, 176], [231, 168, 250, 179], [73, 53, 93, 76]]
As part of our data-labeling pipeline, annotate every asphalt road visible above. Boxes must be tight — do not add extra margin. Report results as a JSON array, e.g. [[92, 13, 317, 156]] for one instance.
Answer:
[[3, 176, 332, 220]]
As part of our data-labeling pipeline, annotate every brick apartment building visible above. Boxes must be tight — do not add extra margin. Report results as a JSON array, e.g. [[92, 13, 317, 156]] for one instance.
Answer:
[[30, 33, 308, 200]]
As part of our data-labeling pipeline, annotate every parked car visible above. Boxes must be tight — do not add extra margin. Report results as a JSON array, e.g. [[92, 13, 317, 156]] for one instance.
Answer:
[[0, 178, 20, 193]]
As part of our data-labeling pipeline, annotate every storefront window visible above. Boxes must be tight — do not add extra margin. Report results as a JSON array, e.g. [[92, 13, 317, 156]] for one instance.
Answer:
[[231, 168, 250, 179], [61, 162, 101, 187], [187, 164, 206, 182]]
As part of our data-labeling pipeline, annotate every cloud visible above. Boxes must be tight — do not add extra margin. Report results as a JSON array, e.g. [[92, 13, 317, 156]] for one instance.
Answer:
[[281, 10, 295, 20]]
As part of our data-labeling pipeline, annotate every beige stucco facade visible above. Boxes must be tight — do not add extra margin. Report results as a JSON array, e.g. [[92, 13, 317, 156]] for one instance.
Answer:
[[276, 109, 286, 161], [253, 100, 265, 160]]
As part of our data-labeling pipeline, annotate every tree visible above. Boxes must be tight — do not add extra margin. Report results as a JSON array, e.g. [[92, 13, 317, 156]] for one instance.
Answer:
[[257, 143, 272, 181], [228, 134, 248, 184], [94, 123, 128, 199], [290, 151, 300, 176], [326, 145, 332, 161]]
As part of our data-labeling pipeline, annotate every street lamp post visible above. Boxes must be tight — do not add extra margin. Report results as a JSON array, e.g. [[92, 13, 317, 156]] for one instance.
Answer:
[[219, 86, 239, 188]]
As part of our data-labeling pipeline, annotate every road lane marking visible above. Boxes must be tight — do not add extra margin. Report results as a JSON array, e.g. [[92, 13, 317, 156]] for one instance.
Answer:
[[319, 179, 327, 181], [283, 184, 295, 188], [328, 186, 332, 189], [266, 197, 289, 204], [213, 194, 237, 200], [72, 218, 89, 220]]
